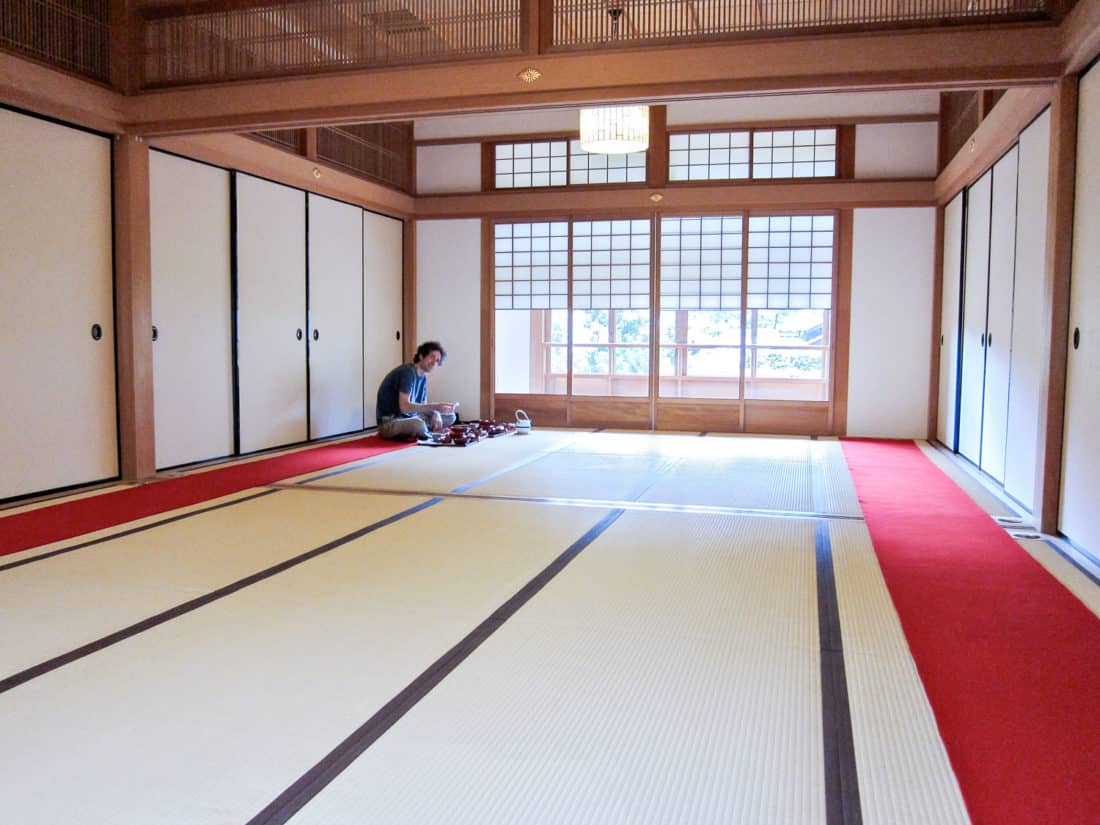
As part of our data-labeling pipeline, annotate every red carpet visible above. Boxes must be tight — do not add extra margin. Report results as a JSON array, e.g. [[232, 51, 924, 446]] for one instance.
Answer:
[[842, 439, 1100, 825], [0, 436, 410, 558]]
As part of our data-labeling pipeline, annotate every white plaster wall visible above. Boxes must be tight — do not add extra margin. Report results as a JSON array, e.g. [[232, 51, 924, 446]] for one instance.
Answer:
[[667, 90, 939, 125], [855, 122, 939, 178], [417, 144, 482, 193], [416, 109, 579, 140], [416, 219, 483, 417], [847, 208, 936, 438], [494, 311, 532, 393], [413, 91, 940, 139]]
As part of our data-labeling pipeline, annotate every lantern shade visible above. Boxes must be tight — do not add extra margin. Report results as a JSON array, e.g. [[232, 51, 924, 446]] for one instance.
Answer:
[[579, 106, 649, 154]]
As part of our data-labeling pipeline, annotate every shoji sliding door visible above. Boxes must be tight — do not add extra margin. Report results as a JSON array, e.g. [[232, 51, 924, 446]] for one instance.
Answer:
[[308, 193, 365, 439], [0, 109, 117, 500], [1061, 66, 1100, 556], [362, 210, 405, 428], [980, 146, 1019, 482], [236, 174, 308, 453], [1003, 110, 1051, 509], [938, 192, 964, 449], [149, 151, 234, 468], [958, 170, 992, 464]]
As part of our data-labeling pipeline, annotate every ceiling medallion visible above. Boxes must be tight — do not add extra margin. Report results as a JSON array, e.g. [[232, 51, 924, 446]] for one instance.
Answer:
[[517, 67, 542, 84]]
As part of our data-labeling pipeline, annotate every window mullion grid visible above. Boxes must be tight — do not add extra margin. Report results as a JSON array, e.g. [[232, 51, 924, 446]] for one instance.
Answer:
[[739, 212, 750, 405]]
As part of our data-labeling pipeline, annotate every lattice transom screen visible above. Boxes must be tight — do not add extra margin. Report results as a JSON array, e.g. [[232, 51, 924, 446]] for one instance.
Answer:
[[746, 214, 834, 309], [494, 222, 570, 310], [573, 219, 651, 309], [659, 216, 743, 309]]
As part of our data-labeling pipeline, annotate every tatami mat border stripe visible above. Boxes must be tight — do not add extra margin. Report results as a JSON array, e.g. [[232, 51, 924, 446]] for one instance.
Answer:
[[246, 508, 626, 825], [816, 519, 863, 825], [0, 497, 444, 696], [1043, 538, 1100, 588], [0, 490, 280, 574]]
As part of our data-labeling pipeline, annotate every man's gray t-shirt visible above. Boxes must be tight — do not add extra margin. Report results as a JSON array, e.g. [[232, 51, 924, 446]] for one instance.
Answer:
[[376, 363, 427, 420]]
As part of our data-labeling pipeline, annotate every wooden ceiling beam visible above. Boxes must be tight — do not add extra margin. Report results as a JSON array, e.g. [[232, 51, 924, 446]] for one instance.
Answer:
[[123, 23, 1064, 135]]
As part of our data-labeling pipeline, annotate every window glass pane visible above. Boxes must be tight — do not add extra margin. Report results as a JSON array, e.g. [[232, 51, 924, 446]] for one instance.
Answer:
[[614, 309, 650, 343], [752, 348, 825, 378], [614, 347, 649, 375], [687, 310, 741, 344], [744, 308, 830, 401], [573, 346, 609, 374], [574, 309, 609, 344], [687, 347, 740, 377], [657, 309, 742, 399]]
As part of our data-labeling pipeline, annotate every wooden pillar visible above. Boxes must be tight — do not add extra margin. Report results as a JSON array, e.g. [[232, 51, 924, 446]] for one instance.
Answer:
[[403, 218, 417, 363], [1035, 77, 1078, 533], [109, 0, 140, 94], [646, 104, 668, 188], [113, 134, 156, 480]]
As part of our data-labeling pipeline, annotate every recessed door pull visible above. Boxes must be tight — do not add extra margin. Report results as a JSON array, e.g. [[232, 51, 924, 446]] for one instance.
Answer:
[[296, 328, 303, 340], [152, 325, 159, 342], [313, 329, 319, 341], [396, 330, 401, 341], [91, 323, 102, 341], [987, 332, 992, 347], [1073, 327, 1080, 350]]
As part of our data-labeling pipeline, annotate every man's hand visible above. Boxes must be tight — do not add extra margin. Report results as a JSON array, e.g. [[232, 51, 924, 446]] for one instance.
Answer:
[[435, 402, 456, 414]]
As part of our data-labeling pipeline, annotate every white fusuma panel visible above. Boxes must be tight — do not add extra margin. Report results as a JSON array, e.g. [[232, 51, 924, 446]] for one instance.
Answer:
[[980, 146, 1020, 483], [0, 110, 117, 499], [957, 170, 992, 464], [308, 193, 365, 439], [150, 151, 234, 469], [416, 219, 482, 418], [363, 210, 404, 428], [848, 208, 935, 438], [1061, 67, 1100, 556], [236, 174, 308, 453], [938, 193, 964, 450], [1004, 109, 1051, 511]]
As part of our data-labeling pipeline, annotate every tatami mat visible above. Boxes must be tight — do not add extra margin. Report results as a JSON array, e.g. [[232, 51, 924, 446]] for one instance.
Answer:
[[0, 489, 430, 678], [0, 499, 612, 825], [471, 450, 679, 502], [299, 430, 581, 494], [828, 519, 970, 825], [290, 511, 826, 825]]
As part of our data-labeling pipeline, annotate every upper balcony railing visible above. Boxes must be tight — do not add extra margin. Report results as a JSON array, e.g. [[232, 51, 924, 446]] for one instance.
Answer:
[[0, 0, 1053, 90]]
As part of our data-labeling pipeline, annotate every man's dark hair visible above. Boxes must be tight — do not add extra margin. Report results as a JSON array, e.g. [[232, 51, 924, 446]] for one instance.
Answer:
[[414, 341, 446, 364]]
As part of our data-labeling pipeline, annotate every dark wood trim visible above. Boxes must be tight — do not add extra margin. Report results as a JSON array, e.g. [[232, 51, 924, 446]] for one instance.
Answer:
[[304, 127, 318, 161], [422, 130, 577, 149], [403, 220, 417, 363], [647, 105, 669, 188], [837, 124, 856, 179], [1035, 77, 1077, 533], [832, 209, 853, 437], [481, 142, 495, 192], [935, 86, 1052, 203], [113, 134, 156, 481], [538, 0, 554, 54], [481, 219, 494, 418], [416, 179, 934, 219]]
